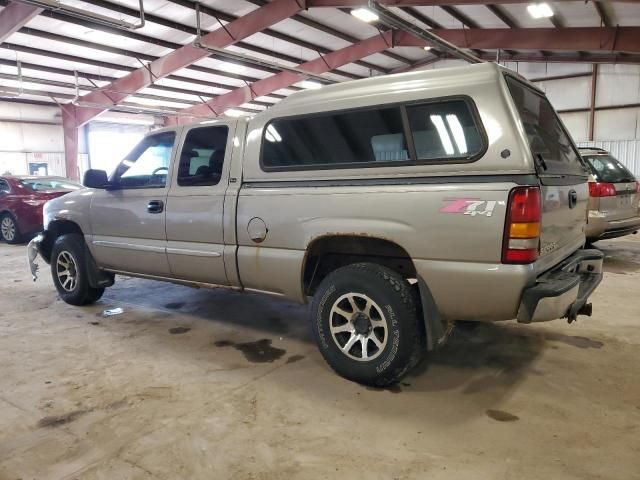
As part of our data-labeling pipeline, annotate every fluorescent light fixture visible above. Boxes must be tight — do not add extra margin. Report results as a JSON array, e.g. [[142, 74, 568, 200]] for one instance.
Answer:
[[423, 46, 432, 51], [225, 109, 244, 117], [351, 8, 379, 23], [300, 80, 322, 90], [527, 2, 554, 19], [219, 62, 246, 74]]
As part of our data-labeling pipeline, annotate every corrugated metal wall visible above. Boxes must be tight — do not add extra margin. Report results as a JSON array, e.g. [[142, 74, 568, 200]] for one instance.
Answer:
[[577, 140, 640, 177]]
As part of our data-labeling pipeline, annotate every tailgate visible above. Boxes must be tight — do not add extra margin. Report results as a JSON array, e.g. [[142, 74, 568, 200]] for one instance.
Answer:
[[602, 181, 639, 221], [505, 75, 589, 260], [539, 179, 589, 257]]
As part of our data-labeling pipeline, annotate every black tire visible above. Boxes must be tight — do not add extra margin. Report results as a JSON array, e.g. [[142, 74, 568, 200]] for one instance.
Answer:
[[1, 213, 22, 244], [51, 233, 105, 306], [311, 263, 425, 387]]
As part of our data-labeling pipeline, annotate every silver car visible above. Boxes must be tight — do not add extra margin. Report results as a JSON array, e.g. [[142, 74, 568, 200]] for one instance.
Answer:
[[579, 148, 640, 241], [28, 63, 604, 386]]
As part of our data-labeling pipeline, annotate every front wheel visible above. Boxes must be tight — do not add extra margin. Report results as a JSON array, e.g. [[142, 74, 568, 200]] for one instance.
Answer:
[[311, 263, 425, 387], [1, 213, 21, 244], [51, 233, 104, 306]]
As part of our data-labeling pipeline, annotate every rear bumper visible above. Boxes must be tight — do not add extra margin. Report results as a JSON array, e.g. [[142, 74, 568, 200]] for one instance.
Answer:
[[517, 249, 604, 323], [587, 213, 640, 240]]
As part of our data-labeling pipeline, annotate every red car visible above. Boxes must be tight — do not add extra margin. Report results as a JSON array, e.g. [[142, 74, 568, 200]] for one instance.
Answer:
[[0, 176, 82, 244]]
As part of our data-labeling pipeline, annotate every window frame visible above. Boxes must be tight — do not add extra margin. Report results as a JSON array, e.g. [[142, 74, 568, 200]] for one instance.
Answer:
[[109, 130, 177, 190], [259, 95, 488, 173], [176, 125, 230, 187]]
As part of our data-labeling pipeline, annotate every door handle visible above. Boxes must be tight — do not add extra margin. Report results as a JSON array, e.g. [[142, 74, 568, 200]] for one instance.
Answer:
[[147, 200, 164, 213]]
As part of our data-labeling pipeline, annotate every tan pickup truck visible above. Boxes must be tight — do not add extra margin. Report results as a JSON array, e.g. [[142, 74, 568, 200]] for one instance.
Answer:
[[29, 63, 604, 386]]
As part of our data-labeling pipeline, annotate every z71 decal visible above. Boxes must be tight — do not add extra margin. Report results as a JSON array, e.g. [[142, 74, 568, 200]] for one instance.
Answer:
[[440, 198, 506, 217]]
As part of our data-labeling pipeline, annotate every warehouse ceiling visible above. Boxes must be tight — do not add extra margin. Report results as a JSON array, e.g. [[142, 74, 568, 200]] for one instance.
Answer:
[[0, 0, 639, 121]]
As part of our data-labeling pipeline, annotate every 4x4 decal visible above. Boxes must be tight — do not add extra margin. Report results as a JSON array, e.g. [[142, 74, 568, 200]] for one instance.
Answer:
[[440, 198, 505, 217]]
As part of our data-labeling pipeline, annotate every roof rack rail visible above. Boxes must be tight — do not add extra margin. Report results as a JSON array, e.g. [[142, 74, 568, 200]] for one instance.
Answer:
[[578, 147, 608, 152]]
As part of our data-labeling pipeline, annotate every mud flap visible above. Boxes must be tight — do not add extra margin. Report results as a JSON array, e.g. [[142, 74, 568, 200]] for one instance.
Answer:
[[417, 275, 447, 351]]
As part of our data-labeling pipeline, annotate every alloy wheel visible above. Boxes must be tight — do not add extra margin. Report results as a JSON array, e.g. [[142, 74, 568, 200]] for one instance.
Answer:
[[329, 293, 388, 362], [56, 251, 78, 292], [1, 216, 15, 242]]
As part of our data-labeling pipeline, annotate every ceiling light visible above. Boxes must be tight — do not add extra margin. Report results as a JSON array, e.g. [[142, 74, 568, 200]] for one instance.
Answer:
[[527, 3, 554, 19], [219, 62, 246, 74], [423, 46, 432, 51], [300, 80, 322, 90], [351, 8, 379, 23], [224, 109, 244, 117]]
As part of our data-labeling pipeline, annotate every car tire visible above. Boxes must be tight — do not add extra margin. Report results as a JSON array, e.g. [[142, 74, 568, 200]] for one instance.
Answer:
[[1, 213, 22, 244], [51, 233, 105, 306], [311, 262, 425, 387]]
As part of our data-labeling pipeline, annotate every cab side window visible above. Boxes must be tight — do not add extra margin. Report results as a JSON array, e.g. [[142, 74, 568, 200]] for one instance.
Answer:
[[177, 126, 229, 187], [0, 179, 10, 193], [111, 131, 176, 189]]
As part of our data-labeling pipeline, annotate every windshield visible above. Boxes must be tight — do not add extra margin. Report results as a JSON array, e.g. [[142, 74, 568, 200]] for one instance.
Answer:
[[583, 155, 636, 183], [20, 178, 82, 192], [506, 76, 586, 177]]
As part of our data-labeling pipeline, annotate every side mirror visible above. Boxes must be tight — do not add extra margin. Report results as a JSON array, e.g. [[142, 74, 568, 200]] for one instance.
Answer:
[[83, 169, 108, 189]]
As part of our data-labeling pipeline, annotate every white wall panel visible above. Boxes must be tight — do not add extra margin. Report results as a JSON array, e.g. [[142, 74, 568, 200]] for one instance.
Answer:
[[560, 112, 589, 142], [596, 64, 640, 108], [540, 77, 590, 110], [0, 152, 27, 175], [594, 109, 639, 141]]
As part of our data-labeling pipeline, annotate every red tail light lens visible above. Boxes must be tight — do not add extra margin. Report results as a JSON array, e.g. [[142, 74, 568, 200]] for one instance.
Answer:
[[588, 181, 617, 197], [636, 182, 640, 194], [502, 186, 541, 264]]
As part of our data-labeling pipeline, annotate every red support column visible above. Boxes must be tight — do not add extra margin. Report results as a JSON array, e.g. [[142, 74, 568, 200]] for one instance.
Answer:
[[588, 64, 598, 141], [62, 105, 80, 181]]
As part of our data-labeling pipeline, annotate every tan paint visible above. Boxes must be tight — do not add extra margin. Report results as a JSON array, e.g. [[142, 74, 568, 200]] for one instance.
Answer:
[[41, 63, 597, 323]]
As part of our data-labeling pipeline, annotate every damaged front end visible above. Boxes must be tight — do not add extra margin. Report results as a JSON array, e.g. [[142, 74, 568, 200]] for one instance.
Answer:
[[27, 232, 45, 281]]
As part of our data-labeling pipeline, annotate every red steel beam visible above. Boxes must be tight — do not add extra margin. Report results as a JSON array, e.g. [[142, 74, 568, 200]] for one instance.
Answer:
[[393, 27, 640, 54], [71, 0, 305, 127], [0, 1, 42, 43], [170, 30, 396, 124]]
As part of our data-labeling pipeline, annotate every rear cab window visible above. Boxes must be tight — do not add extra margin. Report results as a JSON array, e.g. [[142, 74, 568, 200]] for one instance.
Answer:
[[261, 98, 486, 171], [505, 76, 587, 178], [583, 155, 636, 183]]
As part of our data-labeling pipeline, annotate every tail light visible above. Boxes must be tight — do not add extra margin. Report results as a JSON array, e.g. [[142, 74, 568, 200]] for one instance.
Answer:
[[636, 182, 640, 194], [588, 181, 616, 197], [502, 186, 541, 264]]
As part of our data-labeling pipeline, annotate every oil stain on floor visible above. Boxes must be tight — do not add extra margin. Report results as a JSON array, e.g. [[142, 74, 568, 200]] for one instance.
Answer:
[[37, 409, 89, 428], [214, 338, 286, 363], [169, 326, 191, 335], [486, 409, 519, 422]]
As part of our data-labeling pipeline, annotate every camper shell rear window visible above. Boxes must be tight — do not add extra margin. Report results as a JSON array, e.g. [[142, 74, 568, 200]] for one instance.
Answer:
[[260, 97, 487, 171]]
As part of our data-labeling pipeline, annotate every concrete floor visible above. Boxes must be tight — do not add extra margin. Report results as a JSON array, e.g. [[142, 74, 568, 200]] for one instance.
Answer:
[[1, 238, 639, 480]]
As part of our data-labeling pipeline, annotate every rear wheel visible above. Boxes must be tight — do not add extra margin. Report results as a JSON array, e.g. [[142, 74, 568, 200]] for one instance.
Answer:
[[51, 233, 104, 306], [311, 263, 424, 386], [1, 213, 21, 244]]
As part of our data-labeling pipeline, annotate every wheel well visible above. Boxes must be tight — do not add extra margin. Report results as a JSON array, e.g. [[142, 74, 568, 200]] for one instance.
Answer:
[[41, 220, 83, 262], [303, 235, 417, 296]]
